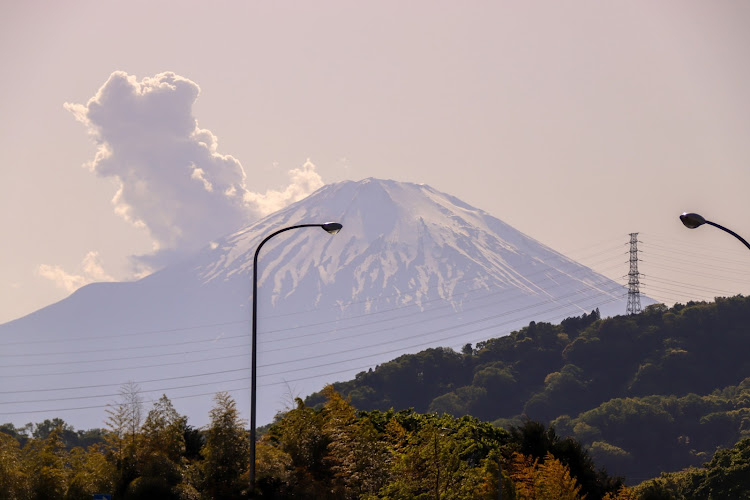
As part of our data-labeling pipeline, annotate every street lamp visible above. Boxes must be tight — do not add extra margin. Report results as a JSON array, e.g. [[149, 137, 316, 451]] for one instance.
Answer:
[[679, 213, 750, 251], [249, 222, 342, 495]]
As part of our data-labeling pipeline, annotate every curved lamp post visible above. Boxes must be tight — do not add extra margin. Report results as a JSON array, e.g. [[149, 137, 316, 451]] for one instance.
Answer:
[[249, 222, 342, 495], [679, 213, 750, 251]]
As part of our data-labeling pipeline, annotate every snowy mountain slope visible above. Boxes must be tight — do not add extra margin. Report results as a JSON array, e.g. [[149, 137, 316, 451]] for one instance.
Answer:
[[0, 179, 640, 430]]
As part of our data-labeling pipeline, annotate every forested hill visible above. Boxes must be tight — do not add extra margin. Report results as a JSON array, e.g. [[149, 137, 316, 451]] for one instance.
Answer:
[[306, 295, 750, 483]]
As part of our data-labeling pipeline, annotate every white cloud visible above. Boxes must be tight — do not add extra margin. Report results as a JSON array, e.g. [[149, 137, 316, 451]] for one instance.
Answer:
[[244, 159, 324, 216], [66, 71, 326, 268], [65, 71, 250, 264], [38, 251, 114, 293]]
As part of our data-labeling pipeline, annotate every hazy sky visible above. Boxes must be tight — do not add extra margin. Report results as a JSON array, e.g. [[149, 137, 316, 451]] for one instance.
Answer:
[[2, 1, 750, 325]]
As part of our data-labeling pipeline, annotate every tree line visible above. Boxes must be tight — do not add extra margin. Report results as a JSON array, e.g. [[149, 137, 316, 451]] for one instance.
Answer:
[[2, 383, 635, 499], [4, 383, 748, 499]]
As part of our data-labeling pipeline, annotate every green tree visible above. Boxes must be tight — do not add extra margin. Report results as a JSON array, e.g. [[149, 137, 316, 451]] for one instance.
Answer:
[[64, 446, 114, 500], [125, 394, 192, 499], [0, 430, 31, 499], [268, 397, 329, 497], [383, 421, 466, 499], [142, 394, 187, 463], [32, 418, 77, 444], [321, 386, 390, 498], [201, 392, 248, 500], [428, 386, 487, 419], [254, 440, 294, 497], [690, 437, 750, 499], [24, 425, 69, 500], [104, 381, 145, 496], [510, 420, 623, 499]]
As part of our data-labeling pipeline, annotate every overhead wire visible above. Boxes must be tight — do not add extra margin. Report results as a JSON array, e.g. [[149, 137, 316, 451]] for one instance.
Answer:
[[1, 259, 628, 361], [0, 276, 625, 399], [1, 271, 626, 378], [0, 348, 252, 379], [4, 233, 731, 354], [0, 286, 625, 392], [644, 242, 750, 268], [1, 280, 625, 405], [0, 240, 636, 412], [641, 232, 750, 259], [0, 258, 586, 349], [6, 297, 628, 408], [0, 235, 635, 350], [0, 334, 250, 359], [646, 274, 739, 296], [0, 320, 248, 347], [1, 291, 627, 413], [643, 250, 750, 277], [11, 233, 749, 417], [641, 260, 750, 286]]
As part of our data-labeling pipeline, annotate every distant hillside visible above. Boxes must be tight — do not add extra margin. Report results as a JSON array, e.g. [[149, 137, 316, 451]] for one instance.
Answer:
[[306, 295, 750, 483]]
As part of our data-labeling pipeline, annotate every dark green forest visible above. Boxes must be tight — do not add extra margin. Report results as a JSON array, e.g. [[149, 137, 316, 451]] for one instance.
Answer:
[[306, 296, 750, 483]]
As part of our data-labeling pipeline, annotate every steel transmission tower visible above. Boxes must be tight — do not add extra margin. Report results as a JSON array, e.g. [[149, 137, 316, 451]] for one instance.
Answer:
[[626, 233, 642, 315]]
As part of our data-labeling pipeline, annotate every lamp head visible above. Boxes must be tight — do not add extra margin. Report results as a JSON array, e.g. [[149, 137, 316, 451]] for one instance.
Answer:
[[680, 212, 706, 229], [321, 222, 343, 234]]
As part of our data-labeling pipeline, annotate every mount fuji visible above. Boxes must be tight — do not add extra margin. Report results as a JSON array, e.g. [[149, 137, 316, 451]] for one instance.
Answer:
[[0, 179, 636, 429]]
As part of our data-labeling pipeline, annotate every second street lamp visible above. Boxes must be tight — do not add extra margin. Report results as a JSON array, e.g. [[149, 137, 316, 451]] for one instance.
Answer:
[[679, 213, 750, 251], [249, 222, 342, 495]]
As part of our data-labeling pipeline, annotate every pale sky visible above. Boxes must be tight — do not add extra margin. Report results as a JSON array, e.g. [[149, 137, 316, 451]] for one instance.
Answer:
[[2, 1, 750, 325]]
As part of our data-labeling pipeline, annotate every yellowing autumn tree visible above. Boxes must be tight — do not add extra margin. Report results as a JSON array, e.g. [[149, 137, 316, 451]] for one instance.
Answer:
[[510, 452, 583, 500], [602, 485, 638, 500], [0, 431, 31, 498], [24, 425, 69, 499]]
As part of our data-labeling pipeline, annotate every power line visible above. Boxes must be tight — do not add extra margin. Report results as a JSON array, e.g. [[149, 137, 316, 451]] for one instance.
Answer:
[[1, 281, 624, 397], [644, 242, 750, 268], [0, 320, 248, 347], [641, 260, 750, 286], [646, 274, 739, 296], [0, 280, 623, 381], [641, 233, 750, 259], [11, 246, 748, 410], [1, 293, 627, 413], [643, 249, 750, 277], [0, 257, 611, 349], [6, 234, 749, 420], [0, 349, 252, 379], [3, 233, 743, 352], [1, 280, 625, 401], [1, 263, 626, 360]]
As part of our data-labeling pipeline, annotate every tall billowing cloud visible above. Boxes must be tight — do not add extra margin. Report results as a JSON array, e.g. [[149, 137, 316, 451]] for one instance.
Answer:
[[65, 71, 250, 263], [65, 71, 324, 269]]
